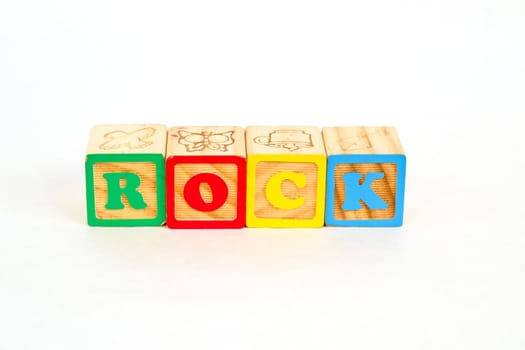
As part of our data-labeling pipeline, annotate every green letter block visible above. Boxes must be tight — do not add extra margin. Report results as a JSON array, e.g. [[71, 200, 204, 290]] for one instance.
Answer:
[[85, 124, 167, 226]]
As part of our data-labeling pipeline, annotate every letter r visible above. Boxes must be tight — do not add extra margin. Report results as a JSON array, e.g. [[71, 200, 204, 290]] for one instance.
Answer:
[[103, 172, 148, 210], [341, 172, 388, 210]]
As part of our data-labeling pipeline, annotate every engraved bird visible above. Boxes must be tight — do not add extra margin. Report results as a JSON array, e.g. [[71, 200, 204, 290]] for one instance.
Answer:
[[99, 127, 157, 150]]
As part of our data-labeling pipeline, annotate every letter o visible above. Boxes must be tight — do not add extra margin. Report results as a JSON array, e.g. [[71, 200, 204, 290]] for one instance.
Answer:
[[183, 173, 228, 212]]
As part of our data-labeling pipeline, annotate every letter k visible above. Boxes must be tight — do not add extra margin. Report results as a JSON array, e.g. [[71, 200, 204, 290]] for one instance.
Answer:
[[341, 172, 388, 210]]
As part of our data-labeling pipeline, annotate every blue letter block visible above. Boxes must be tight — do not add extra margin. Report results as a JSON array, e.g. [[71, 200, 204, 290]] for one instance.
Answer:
[[325, 154, 406, 227]]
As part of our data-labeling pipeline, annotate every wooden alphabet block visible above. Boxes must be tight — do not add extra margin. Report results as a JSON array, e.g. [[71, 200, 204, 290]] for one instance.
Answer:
[[85, 124, 167, 226], [322, 126, 406, 227], [245, 126, 326, 228], [165, 126, 246, 228]]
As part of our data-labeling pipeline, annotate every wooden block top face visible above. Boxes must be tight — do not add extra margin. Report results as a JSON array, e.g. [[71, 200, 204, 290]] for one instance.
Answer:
[[87, 124, 167, 155], [173, 163, 238, 221], [246, 126, 325, 155], [167, 126, 245, 157], [323, 127, 404, 155]]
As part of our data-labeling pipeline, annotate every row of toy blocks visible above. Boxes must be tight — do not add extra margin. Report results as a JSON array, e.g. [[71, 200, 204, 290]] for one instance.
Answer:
[[85, 125, 406, 228]]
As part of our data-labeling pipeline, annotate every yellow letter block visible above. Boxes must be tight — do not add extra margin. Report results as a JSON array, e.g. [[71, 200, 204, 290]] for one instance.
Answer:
[[245, 126, 326, 228]]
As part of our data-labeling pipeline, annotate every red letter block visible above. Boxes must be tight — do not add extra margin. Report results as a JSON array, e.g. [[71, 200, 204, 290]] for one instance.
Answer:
[[166, 126, 246, 228]]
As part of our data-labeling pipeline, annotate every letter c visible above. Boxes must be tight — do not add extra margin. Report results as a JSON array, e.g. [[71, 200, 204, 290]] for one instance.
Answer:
[[265, 171, 306, 210]]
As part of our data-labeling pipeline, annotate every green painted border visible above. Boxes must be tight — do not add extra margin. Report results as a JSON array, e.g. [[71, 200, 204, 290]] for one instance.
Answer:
[[85, 153, 166, 226]]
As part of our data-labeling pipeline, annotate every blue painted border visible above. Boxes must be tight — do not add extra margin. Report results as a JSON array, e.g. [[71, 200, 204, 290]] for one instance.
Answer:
[[325, 154, 406, 227]]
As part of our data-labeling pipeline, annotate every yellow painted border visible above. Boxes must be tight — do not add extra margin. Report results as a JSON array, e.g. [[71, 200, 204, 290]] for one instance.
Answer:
[[246, 154, 326, 228]]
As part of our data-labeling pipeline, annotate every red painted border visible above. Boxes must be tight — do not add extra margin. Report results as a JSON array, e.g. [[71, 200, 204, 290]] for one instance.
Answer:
[[166, 155, 246, 229]]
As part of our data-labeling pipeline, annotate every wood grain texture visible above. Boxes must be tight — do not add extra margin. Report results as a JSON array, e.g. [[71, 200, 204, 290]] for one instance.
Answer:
[[93, 162, 158, 220], [245, 125, 326, 227], [165, 126, 245, 227], [246, 126, 325, 155], [333, 163, 397, 220], [87, 124, 167, 155], [322, 126, 404, 155], [254, 162, 318, 219], [173, 163, 238, 221], [167, 126, 245, 157], [323, 127, 404, 223]]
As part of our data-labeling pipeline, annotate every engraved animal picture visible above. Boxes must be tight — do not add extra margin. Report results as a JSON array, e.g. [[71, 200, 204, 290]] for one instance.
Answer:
[[99, 127, 157, 150], [175, 129, 235, 152]]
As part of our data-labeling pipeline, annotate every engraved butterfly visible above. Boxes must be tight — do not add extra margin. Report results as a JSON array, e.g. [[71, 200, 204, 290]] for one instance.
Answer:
[[176, 130, 235, 152], [99, 127, 156, 150]]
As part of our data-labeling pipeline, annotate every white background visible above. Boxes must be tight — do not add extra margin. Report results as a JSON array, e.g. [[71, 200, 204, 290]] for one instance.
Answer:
[[1, 0, 524, 349]]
